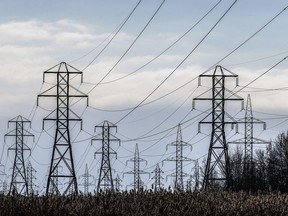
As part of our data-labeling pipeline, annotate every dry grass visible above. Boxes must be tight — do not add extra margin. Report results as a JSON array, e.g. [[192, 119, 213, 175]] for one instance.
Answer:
[[1, 190, 288, 215]]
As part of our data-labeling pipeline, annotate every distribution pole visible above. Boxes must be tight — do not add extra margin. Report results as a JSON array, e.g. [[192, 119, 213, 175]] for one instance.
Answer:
[[5, 115, 34, 195], [79, 164, 94, 194], [26, 161, 37, 195], [124, 144, 149, 191], [151, 163, 164, 191], [93, 121, 120, 193], [37, 62, 88, 195], [229, 94, 269, 190], [193, 65, 243, 190], [162, 124, 192, 191]]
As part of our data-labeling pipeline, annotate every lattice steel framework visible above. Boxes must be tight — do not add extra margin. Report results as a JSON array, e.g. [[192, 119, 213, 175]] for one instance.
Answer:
[[26, 161, 37, 195], [5, 115, 34, 195], [114, 174, 122, 191], [151, 163, 164, 191], [93, 121, 120, 193], [79, 164, 94, 195], [229, 94, 268, 189], [2, 180, 7, 195], [37, 62, 88, 195], [186, 175, 193, 191], [124, 144, 149, 191], [47, 164, 61, 194], [193, 65, 243, 190], [0, 164, 6, 194], [162, 124, 192, 191], [194, 160, 200, 191]]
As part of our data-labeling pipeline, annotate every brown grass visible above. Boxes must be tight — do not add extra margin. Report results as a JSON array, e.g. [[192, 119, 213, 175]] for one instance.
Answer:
[[1, 190, 288, 215]]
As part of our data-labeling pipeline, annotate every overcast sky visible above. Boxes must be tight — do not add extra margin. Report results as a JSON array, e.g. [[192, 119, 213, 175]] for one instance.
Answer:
[[0, 0, 288, 193]]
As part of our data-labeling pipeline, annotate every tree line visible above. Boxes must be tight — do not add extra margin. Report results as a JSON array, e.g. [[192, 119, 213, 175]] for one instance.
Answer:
[[229, 131, 288, 192]]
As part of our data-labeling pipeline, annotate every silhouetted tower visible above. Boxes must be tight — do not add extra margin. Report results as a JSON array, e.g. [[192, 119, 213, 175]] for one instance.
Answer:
[[124, 144, 149, 191], [0, 164, 7, 194], [193, 65, 243, 190], [114, 174, 122, 191], [151, 163, 164, 191], [26, 161, 37, 195], [194, 160, 200, 191], [47, 164, 61, 194], [93, 121, 120, 193], [37, 62, 88, 195], [79, 164, 94, 194], [229, 94, 268, 189], [186, 175, 193, 191], [5, 115, 34, 195], [2, 180, 8, 195], [162, 124, 192, 191], [243, 94, 268, 168]]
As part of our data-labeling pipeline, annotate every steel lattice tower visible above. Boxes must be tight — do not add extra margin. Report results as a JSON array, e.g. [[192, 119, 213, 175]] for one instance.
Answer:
[[194, 160, 200, 191], [0, 164, 6, 194], [186, 175, 193, 191], [229, 94, 268, 189], [162, 124, 192, 191], [193, 65, 243, 190], [37, 62, 88, 195], [47, 164, 61, 194], [93, 121, 120, 193], [151, 163, 164, 191], [2, 180, 7, 195], [79, 164, 94, 194], [114, 174, 122, 191], [26, 161, 37, 195], [124, 144, 149, 191], [5, 115, 34, 195]]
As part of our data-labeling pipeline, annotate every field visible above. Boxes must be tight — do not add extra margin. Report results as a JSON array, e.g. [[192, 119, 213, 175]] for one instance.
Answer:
[[1, 190, 288, 215]]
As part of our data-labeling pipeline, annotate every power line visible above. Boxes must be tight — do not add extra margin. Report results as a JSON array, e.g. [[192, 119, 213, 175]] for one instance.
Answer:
[[96, 0, 223, 85], [82, 0, 143, 71], [84, 3, 288, 115], [203, 4, 288, 72], [230, 56, 288, 97], [87, 76, 199, 112], [86, 0, 166, 94], [237, 85, 288, 93], [225, 50, 288, 67], [115, 0, 238, 124]]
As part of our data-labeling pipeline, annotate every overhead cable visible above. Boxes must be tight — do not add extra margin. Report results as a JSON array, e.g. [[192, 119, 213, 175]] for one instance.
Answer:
[[115, 0, 238, 124]]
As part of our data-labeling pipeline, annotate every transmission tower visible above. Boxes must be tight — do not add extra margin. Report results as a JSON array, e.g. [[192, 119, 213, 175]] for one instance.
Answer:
[[186, 175, 193, 191], [162, 124, 192, 191], [79, 164, 94, 195], [5, 115, 34, 195], [194, 160, 200, 191], [114, 174, 122, 191], [2, 180, 8, 195], [0, 164, 6, 194], [92, 121, 120, 193], [37, 62, 88, 195], [46, 164, 62, 194], [26, 161, 37, 195], [229, 94, 269, 190], [124, 144, 149, 191], [193, 65, 243, 190], [151, 163, 164, 191]]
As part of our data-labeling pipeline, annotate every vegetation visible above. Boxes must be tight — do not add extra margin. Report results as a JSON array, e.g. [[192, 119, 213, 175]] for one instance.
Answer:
[[2, 132, 288, 215], [230, 131, 288, 192], [1, 190, 288, 215]]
